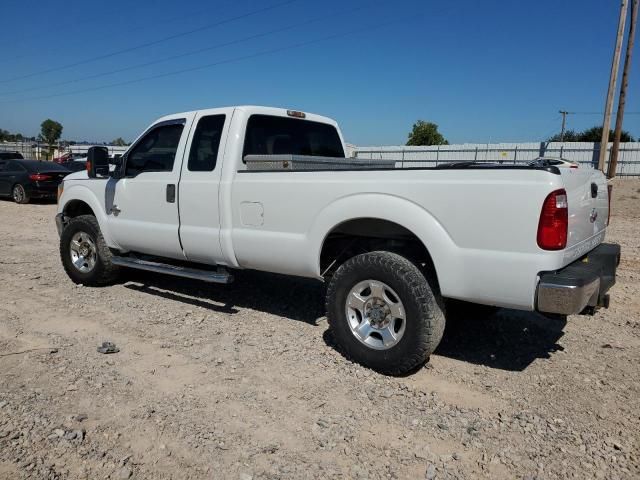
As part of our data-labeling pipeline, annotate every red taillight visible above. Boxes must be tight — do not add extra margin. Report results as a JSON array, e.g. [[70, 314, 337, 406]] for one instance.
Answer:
[[537, 189, 568, 250], [29, 173, 52, 181]]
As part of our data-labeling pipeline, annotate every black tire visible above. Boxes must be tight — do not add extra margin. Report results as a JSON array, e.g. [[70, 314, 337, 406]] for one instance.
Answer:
[[326, 251, 445, 375], [60, 215, 119, 286], [12, 184, 30, 204]]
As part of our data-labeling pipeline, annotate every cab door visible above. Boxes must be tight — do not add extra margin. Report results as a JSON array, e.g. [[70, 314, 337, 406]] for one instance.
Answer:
[[106, 115, 194, 260], [178, 110, 230, 264]]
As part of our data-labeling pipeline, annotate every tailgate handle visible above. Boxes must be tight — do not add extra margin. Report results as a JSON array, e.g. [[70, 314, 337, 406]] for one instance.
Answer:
[[166, 184, 176, 203], [591, 183, 598, 198]]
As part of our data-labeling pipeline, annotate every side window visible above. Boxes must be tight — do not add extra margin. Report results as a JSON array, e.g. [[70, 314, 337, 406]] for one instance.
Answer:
[[125, 123, 184, 176], [187, 115, 226, 172], [7, 161, 25, 172]]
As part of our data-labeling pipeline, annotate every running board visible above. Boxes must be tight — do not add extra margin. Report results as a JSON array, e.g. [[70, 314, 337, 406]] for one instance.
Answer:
[[111, 256, 233, 284]]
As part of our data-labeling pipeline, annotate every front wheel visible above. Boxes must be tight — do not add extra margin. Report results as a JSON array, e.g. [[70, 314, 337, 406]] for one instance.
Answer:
[[59, 215, 119, 286], [326, 251, 445, 375], [12, 184, 30, 204]]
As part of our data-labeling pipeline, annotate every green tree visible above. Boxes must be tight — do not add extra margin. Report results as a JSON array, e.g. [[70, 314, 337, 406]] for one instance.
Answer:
[[577, 126, 634, 143], [39, 119, 63, 158], [548, 126, 635, 143], [547, 130, 581, 142], [111, 137, 128, 146], [407, 120, 448, 146]]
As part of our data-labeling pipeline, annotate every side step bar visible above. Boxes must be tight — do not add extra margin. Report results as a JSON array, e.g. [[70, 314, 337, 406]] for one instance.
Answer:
[[111, 256, 233, 284]]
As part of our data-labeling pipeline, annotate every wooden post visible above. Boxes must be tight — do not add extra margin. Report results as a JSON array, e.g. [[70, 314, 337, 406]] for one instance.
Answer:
[[608, 0, 638, 178], [598, 0, 629, 171]]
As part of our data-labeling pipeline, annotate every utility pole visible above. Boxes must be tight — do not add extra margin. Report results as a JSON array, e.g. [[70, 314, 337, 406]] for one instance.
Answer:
[[608, 0, 638, 179], [559, 110, 569, 142], [598, 0, 628, 172]]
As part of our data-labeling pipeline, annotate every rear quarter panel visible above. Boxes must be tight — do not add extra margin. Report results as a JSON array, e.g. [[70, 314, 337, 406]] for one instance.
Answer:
[[229, 168, 570, 310]]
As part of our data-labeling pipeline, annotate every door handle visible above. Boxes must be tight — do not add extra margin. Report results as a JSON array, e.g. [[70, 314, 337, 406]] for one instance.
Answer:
[[166, 184, 176, 203]]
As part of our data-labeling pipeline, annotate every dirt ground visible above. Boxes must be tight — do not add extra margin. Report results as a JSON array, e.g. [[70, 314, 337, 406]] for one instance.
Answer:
[[0, 179, 639, 480]]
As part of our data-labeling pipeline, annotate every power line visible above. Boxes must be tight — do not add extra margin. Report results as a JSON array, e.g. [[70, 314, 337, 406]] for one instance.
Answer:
[[0, 17, 414, 105], [2, 0, 238, 61], [570, 111, 640, 114], [0, 0, 299, 85], [0, 2, 371, 98]]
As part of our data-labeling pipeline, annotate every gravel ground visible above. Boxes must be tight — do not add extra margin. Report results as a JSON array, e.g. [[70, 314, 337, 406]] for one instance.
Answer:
[[0, 179, 638, 480]]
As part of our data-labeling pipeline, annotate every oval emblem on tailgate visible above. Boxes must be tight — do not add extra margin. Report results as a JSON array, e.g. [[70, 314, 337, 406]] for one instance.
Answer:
[[590, 208, 598, 223]]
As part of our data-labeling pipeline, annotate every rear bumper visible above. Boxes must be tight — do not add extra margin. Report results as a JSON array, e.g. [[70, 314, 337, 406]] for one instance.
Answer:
[[26, 183, 59, 198], [536, 243, 620, 315]]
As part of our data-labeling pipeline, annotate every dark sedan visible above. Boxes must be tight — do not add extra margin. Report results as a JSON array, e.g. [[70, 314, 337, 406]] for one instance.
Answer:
[[0, 159, 71, 203], [60, 160, 88, 172]]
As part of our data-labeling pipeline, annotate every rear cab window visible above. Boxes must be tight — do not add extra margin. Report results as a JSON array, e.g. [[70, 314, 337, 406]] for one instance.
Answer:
[[188, 115, 226, 172], [242, 115, 344, 160]]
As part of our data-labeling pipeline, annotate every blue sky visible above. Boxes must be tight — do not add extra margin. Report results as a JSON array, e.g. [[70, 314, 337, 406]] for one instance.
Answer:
[[0, 0, 638, 145]]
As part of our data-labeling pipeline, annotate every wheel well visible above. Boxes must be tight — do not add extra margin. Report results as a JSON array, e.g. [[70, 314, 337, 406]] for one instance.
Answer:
[[319, 218, 438, 285], [63, 200, 95, 218]]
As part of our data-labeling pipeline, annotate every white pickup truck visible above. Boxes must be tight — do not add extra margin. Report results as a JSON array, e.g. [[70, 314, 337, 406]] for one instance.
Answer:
[[55, 106, 620, 374]]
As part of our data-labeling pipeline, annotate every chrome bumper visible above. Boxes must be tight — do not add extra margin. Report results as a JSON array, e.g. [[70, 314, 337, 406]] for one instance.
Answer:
[[536, 243, 620, 315]]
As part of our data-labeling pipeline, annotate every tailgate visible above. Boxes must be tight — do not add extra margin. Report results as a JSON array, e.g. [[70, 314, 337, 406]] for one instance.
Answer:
[[560, 167, 608, 250]]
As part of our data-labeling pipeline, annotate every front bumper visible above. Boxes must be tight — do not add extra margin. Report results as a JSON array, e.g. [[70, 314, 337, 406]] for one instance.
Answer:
[[536, 243, 620, 315], [55, 213, 66, 237]]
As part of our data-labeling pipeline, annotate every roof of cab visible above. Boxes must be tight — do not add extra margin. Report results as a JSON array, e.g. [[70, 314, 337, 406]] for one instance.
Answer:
[[155, 105, 338, 127]]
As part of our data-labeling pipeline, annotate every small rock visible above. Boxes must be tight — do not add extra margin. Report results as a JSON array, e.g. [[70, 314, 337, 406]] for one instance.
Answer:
[[452, 452, 462, 461], [437, 423, 449, 431], [425, 463, 437, 480], [63, 431, 77, 441], [117, 467, 132, 479], [316, 419, 329, 429], [0, 400, 8, 409], [613, 442, 623, 451], [74, 413, 88, 422], [97, 341, 119, 354], [54, 429, 65, 438]]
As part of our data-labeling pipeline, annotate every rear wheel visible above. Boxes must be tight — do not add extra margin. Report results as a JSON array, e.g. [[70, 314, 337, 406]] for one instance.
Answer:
[[60, 215, 119, 286], [326, 251, 445, 375], [12, 184, 29, 204]]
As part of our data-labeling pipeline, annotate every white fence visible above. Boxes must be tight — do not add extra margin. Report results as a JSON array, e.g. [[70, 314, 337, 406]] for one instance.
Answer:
[[0, 142, 129, 159], [353, 142, 640, 177]]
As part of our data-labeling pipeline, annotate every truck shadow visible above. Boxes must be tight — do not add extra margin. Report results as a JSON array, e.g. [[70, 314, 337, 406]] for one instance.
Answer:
[[435, 308, 567, 371], [123, 269, 326, 325], [123, 270, 566, 373]]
